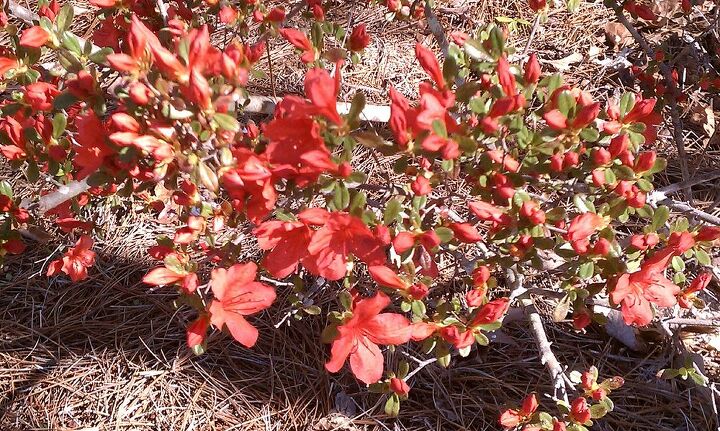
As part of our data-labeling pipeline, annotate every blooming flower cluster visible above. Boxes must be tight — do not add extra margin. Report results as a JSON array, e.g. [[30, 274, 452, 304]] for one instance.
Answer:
[[0, 0, 717, 419]]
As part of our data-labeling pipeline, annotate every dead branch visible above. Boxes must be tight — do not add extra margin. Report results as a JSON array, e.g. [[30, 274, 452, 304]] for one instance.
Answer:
[[507, 267, 569, 403]]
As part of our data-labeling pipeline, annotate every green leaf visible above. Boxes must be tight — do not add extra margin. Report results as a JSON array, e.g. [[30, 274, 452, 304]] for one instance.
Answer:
[[88, 47, 114, 64], [383, 199, 402, 225], [589, 403, 608, 419], [659, 368, 680, 379], [411, 300, 426, 317], [55, 5, 74, 32], [557, 90, 576, 117], [646, 157, 667, 175], [434, 226, 454, 243], [384, 394, 400, 417], [567, 0, 581, 12], [579, 127, 599, 142], [431, 119, 447, 138], [332, 182, 350, 210], [398, 361, 410, 379], [212, 112, 240, 132], [62, 33, 83, 56], [671, 256, 685, 272], [443, 55, 458, 86], [552, 295, 571, 322], [52, 113, 67, 139], [651, 205, 669, 230], [53, 91, 78, 110], [474, 331, 489, 346], [619, 92, 635, 117], [349, 190, 367, 213], [25, 159, 39, 182], [602, 168, 616, 185], [0, 181, 13, 198], [688, 370, 708, 387], [303, 305, 321, 315], [696, 249, 711, 266], [578, 261, 594, 279], [354, 131, 390, 149], [346, 92, 365, 129]]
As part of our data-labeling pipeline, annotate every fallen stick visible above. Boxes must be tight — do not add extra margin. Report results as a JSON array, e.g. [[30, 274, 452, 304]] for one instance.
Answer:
[[241, 94, 391, 122], [36, 178, 90, 214]]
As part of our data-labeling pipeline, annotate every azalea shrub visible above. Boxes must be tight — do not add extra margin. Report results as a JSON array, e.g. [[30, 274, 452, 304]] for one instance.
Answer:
[[0, 0, 718, 425]]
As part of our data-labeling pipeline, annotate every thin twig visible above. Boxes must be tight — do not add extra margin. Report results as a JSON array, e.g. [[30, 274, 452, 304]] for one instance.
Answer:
[[657, 198, 720, 226], [523, 14, 541, 55], [614, 9, 692, 202], [423, 0, 450, 58], [266, 42, 277, 99]]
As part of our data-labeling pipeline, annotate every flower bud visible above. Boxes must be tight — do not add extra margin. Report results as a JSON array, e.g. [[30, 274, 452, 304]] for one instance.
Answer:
[[390, 377, 410, 396]]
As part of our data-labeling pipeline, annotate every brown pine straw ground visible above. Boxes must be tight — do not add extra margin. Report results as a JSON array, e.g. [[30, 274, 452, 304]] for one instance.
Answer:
[[2, 0, 720, 430]]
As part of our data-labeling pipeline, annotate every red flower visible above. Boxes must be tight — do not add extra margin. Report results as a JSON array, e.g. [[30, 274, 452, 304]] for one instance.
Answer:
[[566, 213, 605, 242], [143, 265, 194, 290], [348, 24, 371, 52], [497, 56, 517, 96], [19, 26, 50, 48], [696, 226, 720, 242], [73, 111, 113, 180], [469, 200, 510, 226], [304, 67, 342, 125], [448, 222, 482, 243], [254, 219, 313, 279], [280, 28, 314, 63], [369, 265, 408, 291], [411, 176, 431, 196], [520, 201, 546, 225], [470, 297, 510, 326], [388, 87, 411, 148], [208, 263, 276, 348], [472, 265, 491, 286], [25, 82, 60, 111], [47, 235, 96, 282], [465, 289, 485, 307], [222, 148, 277, 223], [528, 0, 546, 11], [524, 53, 541, 83], [186, 315, 210, 349], [499, 393, 538, 429], [264, 116, 336, 186], [0, 56, 17, 76], [219, 6, 238, 24], [305, 212, 385, 280], [325, 291, 412, 384], [544, 109, 568, 130], [415, 43, 445, 90], [570, 397, 591, 424], [389, 377, 410, 396], [38, 0, 60, 20], [667, 231, 695, 254], [677, 272, 712, 308], [610, 248, 680, 325]]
